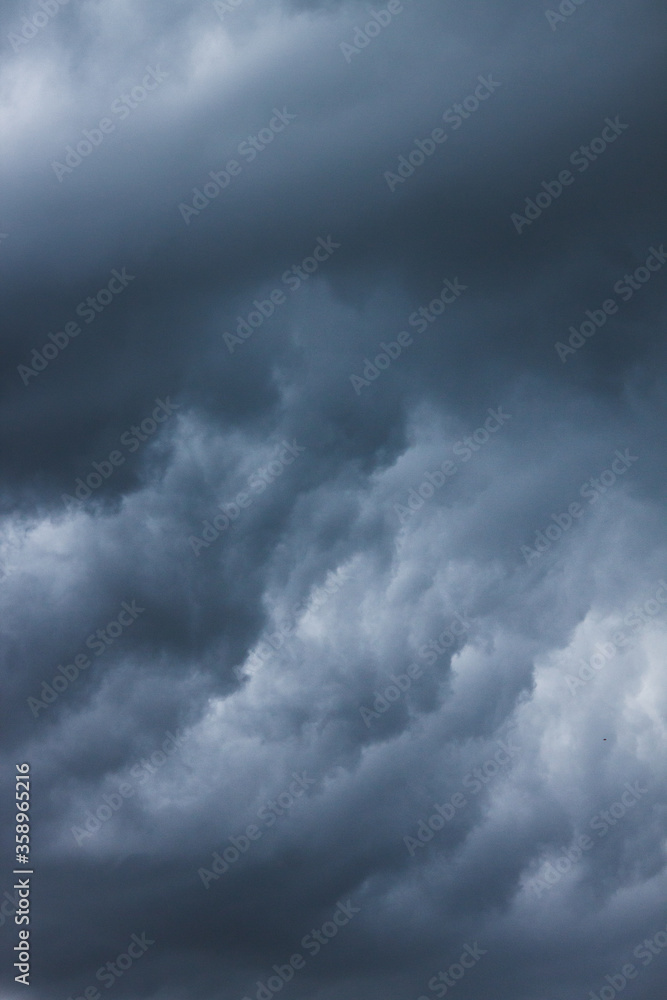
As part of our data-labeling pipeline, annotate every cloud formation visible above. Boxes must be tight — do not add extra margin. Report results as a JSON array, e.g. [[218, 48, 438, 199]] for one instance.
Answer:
[[1, 1, 666, 999]]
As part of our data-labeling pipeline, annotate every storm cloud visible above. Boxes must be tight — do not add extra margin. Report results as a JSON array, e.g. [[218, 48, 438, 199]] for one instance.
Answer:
[[1, 1, 666, 999]]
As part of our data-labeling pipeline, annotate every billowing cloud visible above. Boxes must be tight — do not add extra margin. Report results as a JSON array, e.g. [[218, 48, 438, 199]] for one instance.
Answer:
[[1, 1, 666, 999]]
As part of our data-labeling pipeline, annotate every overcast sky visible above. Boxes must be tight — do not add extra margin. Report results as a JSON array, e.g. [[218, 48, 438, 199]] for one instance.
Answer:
[[2, 1, 667, 999]]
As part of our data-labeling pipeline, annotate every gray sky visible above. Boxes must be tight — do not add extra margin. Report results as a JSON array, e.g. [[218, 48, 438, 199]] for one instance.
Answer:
[[1, 1, 667, 999]]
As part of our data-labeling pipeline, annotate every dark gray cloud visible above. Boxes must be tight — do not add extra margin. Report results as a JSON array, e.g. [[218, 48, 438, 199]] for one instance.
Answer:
[[1, 1, 667, 999]]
